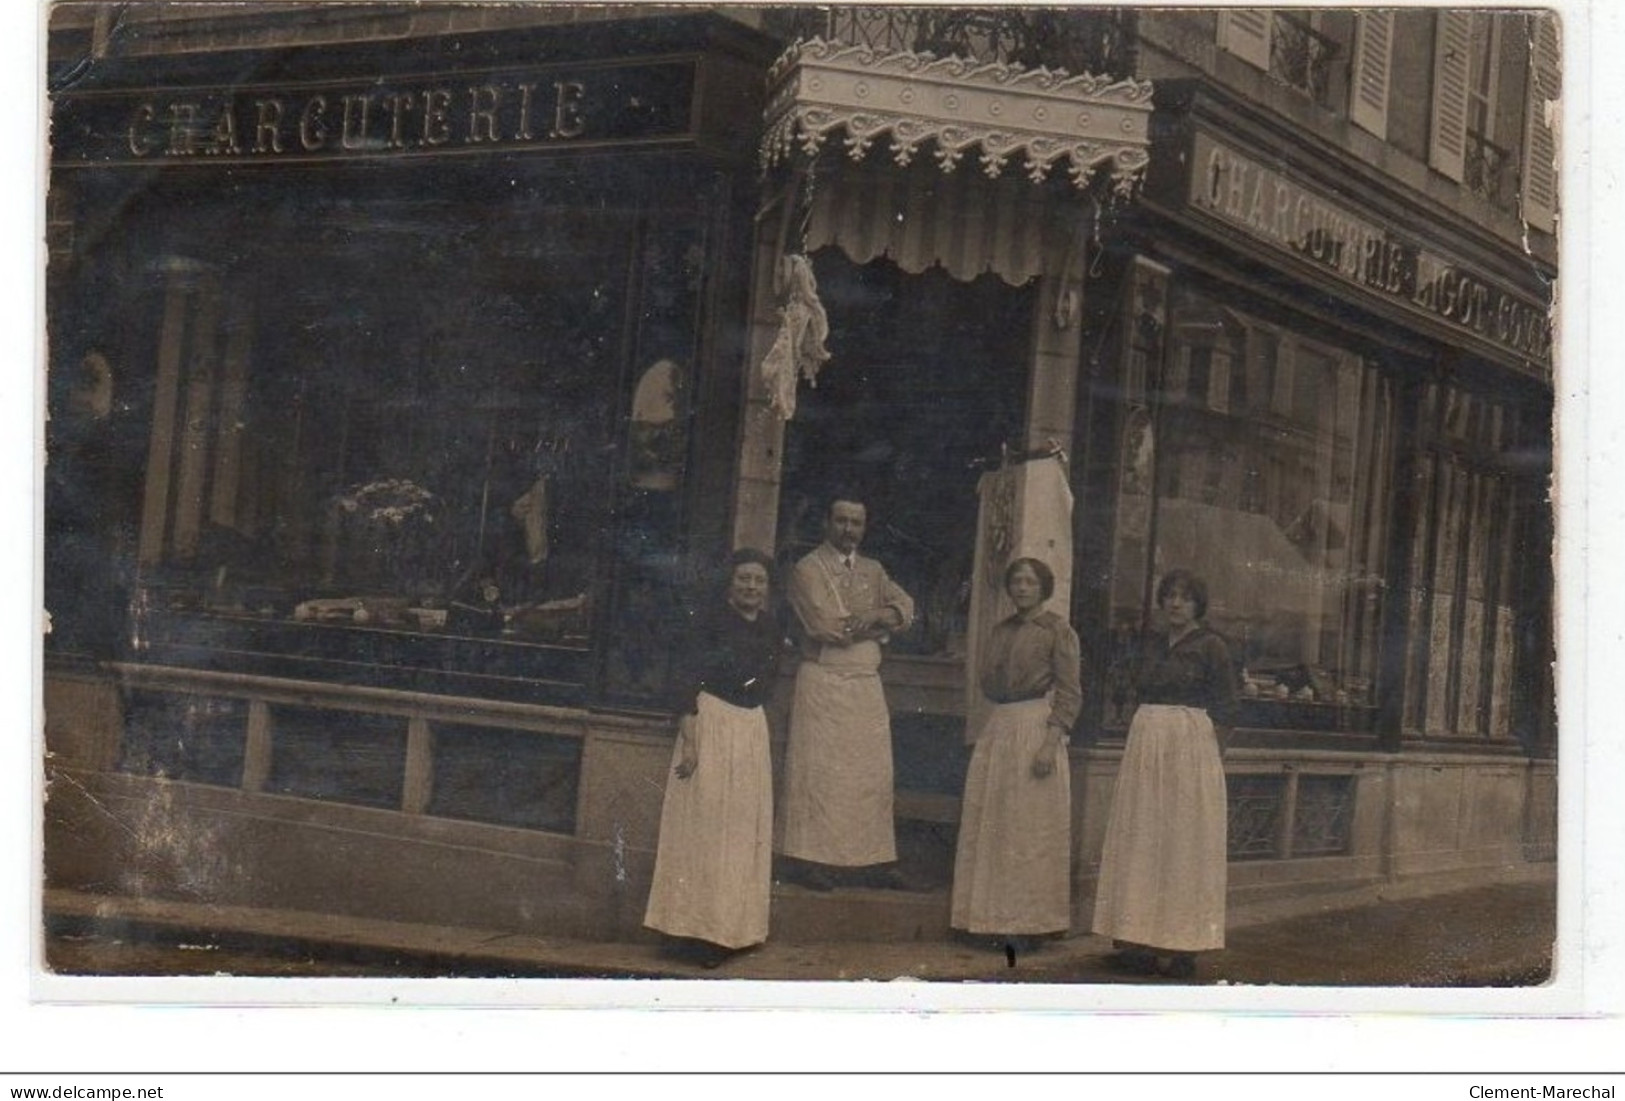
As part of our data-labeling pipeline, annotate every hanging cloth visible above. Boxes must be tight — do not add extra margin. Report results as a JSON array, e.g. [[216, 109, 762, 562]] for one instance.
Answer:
[[760, 254, 831, 420], [510, 475, 550, 565], [965, 451, 1075, 736]]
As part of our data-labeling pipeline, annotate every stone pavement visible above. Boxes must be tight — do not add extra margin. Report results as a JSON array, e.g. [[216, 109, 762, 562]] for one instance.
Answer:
[[42, 871, 1556, 987]]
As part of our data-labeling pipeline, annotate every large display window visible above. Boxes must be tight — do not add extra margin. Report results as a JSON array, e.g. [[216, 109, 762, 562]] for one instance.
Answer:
[[1103, 288, 1397, 729], [1399, 381, 1532, 742], [51, 158, 722, 706]]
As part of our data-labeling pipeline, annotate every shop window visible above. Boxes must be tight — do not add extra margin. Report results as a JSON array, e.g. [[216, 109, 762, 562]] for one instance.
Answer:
[[119, 691, 247, 788], [426, 723, 581, 834], [1401, 384, 1525, 742], [131, 201, 640, 677], [1108, 293, 1395, 727], [264, 705, 408, 811]]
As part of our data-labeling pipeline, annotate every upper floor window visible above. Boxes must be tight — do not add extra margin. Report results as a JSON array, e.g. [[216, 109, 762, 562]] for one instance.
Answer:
[[1429, 12, 1515, 211], [1217, 9, 1346, 108], [1432, 11, 1558, 227], [1344, 10, 1557, 233]]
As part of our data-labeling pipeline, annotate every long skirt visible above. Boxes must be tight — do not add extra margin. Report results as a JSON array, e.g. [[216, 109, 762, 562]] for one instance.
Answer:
[[951, 698, 1072, 935], [776, 645, 897, 867], [643, 692, 773, 950], [1091, 704, 1228, 952]]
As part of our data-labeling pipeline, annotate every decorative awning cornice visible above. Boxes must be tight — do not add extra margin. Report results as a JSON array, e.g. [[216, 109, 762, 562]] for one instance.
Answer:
[[761, 38, 1154, 196]]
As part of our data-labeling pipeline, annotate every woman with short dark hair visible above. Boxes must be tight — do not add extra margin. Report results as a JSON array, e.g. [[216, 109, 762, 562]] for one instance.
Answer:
[[644, 548, 782, 968], [1091, 568, 1237, 979], [950, 556, 1081, 947]]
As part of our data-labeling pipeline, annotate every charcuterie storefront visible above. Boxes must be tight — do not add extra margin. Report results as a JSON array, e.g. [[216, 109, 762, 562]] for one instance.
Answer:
[[45, 12, 779, 937], [44, 7, 1555, 948]]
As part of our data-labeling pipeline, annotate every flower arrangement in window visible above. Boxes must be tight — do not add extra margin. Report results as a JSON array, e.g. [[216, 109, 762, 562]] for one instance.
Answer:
[[321, 478, 444, 601]]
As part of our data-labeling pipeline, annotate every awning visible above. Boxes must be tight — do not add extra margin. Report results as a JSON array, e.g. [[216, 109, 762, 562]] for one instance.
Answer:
[[762, 37, 1153, 192], [760, 37, 1153, 284]]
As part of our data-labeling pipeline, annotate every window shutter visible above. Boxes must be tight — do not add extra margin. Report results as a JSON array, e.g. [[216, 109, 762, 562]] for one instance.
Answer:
[[1521, 13, 1561, 233], [1218, 9, 1272, 70], [1350, 11, 1394, 139], [1429, 11, 1472, 181]]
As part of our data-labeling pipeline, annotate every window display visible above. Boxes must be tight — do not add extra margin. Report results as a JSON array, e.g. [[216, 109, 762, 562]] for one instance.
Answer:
[[117, 187, 662, 698], [1401, 382, 1524, 741], [1107, 291, 1396, 727]]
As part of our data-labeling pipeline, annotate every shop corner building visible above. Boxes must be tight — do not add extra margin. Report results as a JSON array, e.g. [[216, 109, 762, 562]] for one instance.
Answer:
[[43, 5, 1557, 946]]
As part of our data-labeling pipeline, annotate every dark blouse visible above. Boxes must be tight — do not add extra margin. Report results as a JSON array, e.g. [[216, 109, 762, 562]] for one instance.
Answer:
[[1135, 626, 1239, 728], [670, 602, 784, 715]]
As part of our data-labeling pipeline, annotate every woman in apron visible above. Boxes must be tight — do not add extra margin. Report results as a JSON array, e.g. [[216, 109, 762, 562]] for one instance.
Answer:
[[951, 557, 1081, 950], [1092, 569, 1237, 980], [644, 548, 783, 968]]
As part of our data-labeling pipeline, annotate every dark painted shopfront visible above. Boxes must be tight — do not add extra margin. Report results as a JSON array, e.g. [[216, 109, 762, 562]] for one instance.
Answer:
[[44, 14, 784, 936], [43, 8, 1556, 946]]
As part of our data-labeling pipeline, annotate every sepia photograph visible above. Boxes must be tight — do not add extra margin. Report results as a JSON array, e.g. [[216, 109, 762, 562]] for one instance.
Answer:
[[38, 1, 1561, 997]]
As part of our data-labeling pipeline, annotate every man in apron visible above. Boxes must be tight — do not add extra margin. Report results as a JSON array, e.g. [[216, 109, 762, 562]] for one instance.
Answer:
[[777, 497, 915, 890]]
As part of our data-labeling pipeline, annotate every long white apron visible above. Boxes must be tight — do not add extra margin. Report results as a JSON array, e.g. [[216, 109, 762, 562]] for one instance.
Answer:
[[951, 697, 1072, 935], [776, 639, 897, 867], [1091, 704, 1228, 952], [643, 692, 773, 949]]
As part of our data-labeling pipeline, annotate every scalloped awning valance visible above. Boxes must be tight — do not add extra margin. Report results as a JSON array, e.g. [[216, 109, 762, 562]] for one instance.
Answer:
[[762, 39, 1154, 190], [760, 39, 1154, 284]]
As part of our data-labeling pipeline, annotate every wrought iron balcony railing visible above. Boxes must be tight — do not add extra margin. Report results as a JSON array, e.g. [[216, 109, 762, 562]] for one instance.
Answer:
[[760, 5, 1135, 80], [1464, 130, 1517, 211], [1269, 11, 1340, 103]]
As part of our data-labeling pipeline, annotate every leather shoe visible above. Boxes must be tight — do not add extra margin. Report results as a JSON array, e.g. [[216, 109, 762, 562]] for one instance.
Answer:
[[1158, 953, 1198, 980], [1106, 948, 1159, 975]]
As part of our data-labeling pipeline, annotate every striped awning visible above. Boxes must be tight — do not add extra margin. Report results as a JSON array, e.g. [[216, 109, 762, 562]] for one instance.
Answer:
[[761, 38, 1153, 283], [801, 152, 1067, 286]]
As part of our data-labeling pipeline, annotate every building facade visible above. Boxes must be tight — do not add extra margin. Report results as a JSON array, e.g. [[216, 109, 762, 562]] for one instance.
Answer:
[[43, 5, 1557, 949]]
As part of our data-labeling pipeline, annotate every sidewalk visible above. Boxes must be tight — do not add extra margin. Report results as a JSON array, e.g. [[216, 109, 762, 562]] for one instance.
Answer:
[[42, 872, 1556, 987]]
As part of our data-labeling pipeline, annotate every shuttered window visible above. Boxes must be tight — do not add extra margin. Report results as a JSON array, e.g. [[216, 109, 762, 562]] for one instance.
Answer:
[[1428, 10, 1472, 181], [1521, 12, 1561, 233], [1218, 9, 1272, 70], [1350, 11, 1394, 139]]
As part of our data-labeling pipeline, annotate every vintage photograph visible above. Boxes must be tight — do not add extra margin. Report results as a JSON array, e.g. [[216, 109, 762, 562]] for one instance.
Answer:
[[40, 2, 1558, 990]]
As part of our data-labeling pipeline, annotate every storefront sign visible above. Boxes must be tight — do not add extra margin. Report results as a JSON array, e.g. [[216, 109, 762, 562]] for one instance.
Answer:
[[52, 60, 696, 166], [1188, 132, 1553, 369]]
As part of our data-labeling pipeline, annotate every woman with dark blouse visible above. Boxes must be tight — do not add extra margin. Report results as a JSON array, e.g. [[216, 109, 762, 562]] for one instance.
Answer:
[[951, 557, 1082, 945], [1091, 569, 1237, 979], [643, 548, 783, 968]]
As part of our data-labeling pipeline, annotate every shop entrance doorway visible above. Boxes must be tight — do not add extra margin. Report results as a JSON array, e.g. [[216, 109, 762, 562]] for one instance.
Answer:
[[776, 250, 1037, 887]]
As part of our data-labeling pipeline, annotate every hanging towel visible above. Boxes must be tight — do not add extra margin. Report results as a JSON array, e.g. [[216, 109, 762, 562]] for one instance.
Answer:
[[761, 254, 831, 420]]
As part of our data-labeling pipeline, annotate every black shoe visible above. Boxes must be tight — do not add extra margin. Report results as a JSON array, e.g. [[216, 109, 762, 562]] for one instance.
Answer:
[[1106, 948, 1159, 975], [662, 937, 737, 969], [1157, 953, 1198, 980], [696, 943, 737, 970]]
